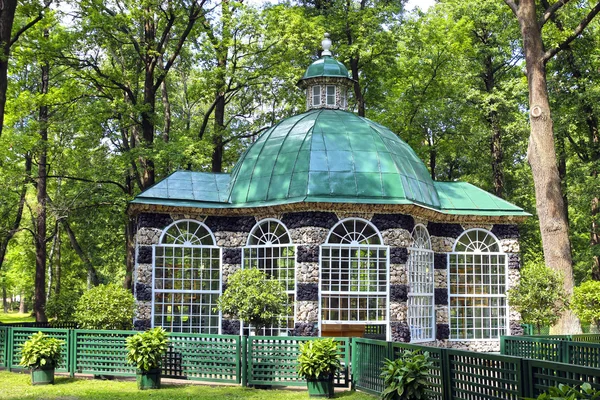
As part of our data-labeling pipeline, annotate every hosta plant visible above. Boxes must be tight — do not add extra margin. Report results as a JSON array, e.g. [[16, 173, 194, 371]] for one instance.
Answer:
[[126, 327, 169, 372], [380, 350, 432, 400], [526, 383, 600, 400], [297, 338, 342, 380], [19, 332, 64, 369]]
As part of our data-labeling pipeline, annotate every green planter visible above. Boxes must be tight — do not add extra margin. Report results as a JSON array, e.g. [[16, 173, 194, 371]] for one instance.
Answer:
[[31, 367, 55, 385], [136, 368, 161, 390], [306, 376, 335, 398]]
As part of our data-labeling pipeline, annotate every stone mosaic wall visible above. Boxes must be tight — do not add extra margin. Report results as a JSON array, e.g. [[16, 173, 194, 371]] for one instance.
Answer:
[[133, 211, 522, 351]]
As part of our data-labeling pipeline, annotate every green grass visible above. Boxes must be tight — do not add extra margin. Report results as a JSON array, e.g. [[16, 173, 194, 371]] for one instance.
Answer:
[[0, 311, 35, 324], [0, 371, 376, 400]]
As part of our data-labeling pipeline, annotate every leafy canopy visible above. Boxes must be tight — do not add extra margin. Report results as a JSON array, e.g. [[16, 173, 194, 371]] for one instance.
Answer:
[[74, 283, 135, 330]]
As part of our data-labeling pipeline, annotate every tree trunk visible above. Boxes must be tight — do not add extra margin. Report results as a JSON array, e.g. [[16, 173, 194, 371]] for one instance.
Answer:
[[2, 285, 7, 313], [489, 109, 504, 198], [124, 175, 135, 291], [556, 134, 569, 221], [349, 57, 365, 117], [0, 0, 17, 138], [516, 0, 579, 334], [34, 35, 49, 322], [54, 222, 61, 295], [60, 218, 99, 287], [19, 292, 26, 314]]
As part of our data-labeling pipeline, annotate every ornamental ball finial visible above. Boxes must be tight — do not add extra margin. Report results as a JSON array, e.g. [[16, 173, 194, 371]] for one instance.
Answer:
[[322, 33, 332, 56]]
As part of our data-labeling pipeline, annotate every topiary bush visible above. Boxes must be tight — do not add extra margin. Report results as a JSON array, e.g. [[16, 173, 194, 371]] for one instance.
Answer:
[[74, 283, 135, 330], [572, 281, 600, 331]]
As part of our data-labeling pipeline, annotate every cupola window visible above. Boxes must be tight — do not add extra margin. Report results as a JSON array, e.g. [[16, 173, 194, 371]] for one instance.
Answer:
[[326, 85, 336, 106], [340, 88, 347, 108], [312, 85, 321, 106]]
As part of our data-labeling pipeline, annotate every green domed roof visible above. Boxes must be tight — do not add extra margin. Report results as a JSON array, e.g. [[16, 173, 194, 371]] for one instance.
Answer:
[[227, 109, 440, 207], [301, 56, 350, 80]]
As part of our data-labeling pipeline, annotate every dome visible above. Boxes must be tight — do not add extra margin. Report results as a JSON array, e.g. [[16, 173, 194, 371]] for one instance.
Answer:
[[227, 109, 440, 208], [300, 56, 350, 80]]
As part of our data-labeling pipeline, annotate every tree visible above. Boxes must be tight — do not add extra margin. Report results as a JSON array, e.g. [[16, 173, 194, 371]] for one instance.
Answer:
[[571, 281, 600, 331], [508, 262, 568, 334], [503, 0, 600, 334], [216, 268, 288, 334]]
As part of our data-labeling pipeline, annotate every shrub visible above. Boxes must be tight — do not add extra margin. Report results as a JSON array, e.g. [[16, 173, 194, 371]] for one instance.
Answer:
[[380, 350, 433, 400], [216, 268, 288, 332], [126, 327, 169, 372], [297, 338, 342, 380], [19, 332, 64, 369], [74, 283, 135, 330], [526, 382, 600, 399], [45, 290, 81, 321], [572, 281, 600, 331], [507, 262, 568, 334]]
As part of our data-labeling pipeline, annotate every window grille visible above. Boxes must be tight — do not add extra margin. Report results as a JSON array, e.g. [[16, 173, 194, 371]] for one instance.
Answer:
[[152, 220, 221, 334], [243, 219, 295, 336], [448, 229, 507, 340], [407, 224, 435, 343], [326, 85, 336, 105], [312, 85, 321, 106], [340, 88, 347, 108], [320, 219, 389, 329]]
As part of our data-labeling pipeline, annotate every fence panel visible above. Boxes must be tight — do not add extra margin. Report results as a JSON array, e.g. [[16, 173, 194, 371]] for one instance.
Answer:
[[566, 341, 600, 369], [165, 333, 240, 383], [9, 327, 71, 373], [0, 326, 7, 367], [501, 336, 564, 362], [446, 349, 524, 400], [73, 330, 136, 376], [351, 338, 389, 395], [571, 334, 600, 344], [391, 342, 445, 400], [525, 359, 600, 397], [246, 336, 350, 387]]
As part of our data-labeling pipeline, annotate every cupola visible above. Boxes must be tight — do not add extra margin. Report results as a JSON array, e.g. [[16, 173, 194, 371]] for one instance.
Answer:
[[297, 33, 355, 111]]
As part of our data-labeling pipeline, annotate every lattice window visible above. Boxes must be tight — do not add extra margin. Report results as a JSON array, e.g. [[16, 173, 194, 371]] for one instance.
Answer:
[[326, 85, 336, 105], [321, 219, 388, 326], [449, 229, 507, 340], [408, 224, 435, 343], [243, 219, 295, 336], [340, 88, 347, 108], [312, 85, 321, 106], [153, 220, 221, 334]]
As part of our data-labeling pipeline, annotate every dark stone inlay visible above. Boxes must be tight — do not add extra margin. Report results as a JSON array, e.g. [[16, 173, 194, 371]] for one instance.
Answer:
[[436, 324, 449, 340], [138, 213, 173, 229], [428, 223, 464, 239], [435, 288, 448, 305], [391, 322, 411, 343], [491, 224, 520, 240], [294, 322, 319, 337], [281, 212, 338, 229], [390, 284, 409, 302], [133, 319, 151, 331], [222, 248, 242, 265], [222, 320, 241, 335], [297, 245, 319, 263], [137, 246, 152, 264], [371, 214, 414, 232], [135, 283, 152, 301], [510, 321, 524, 336], [434, 253, 448, 269], [204, 216, 255, 233], [390, 247, 408, 264], [508, 253, 521, 270], [297, 283, 319, 301]]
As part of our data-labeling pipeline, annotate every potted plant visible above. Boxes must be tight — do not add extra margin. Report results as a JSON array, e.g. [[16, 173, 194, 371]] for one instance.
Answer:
[[297, 338, 342, 398], [19, 331, 64, 385], [125, 327, 169, 390], [380, 350, 433, 400]]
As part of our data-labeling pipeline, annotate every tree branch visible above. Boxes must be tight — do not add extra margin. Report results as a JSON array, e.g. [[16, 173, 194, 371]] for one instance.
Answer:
[[45, 175, 127, 193], [539, 0, 571, 27], [10, 1, 52, 47], [503, 0, 518, 16]]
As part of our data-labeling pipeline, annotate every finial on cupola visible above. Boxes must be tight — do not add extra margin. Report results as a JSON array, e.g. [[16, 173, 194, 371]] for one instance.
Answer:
[[321, 33, 332, 56]]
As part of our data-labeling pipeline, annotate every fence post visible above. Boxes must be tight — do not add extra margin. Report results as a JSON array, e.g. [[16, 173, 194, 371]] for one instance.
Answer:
[[241, 335, 247, 387], [6, 327, 12, 372], [69, 329, 76, 378], [441, 348, 451, 400], [561, 340, 568, 364], [521, 358, 531, 398]]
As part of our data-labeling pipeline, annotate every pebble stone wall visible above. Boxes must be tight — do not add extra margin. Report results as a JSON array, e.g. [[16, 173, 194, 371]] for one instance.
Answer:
[[133, 211, 521, 351]]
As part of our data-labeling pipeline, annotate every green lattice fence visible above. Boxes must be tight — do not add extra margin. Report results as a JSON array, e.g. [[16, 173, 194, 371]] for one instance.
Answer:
[[567, 342, 600, 368], [0, 326, 7, 367], [392, 342, 445, 400], [525, 359, 600, 396], [351, 338, 388, 395], [9, 327, 71, 372], [501, 336, 564, 362], [245, 336, 350, 387], [572, 334, 600, 343], [72, 330, 136, 376]]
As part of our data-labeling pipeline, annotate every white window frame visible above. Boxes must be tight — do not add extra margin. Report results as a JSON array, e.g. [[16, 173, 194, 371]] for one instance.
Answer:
[[326, 85, 336, 106], [448, 228, 508, 341], [242, 218, 296, 336], [340, 87, 347, 108], [319, 218, 390, 341], [312, 85, 321, 106], [152, 219, 222, 334], [408, 224, 435, 343]]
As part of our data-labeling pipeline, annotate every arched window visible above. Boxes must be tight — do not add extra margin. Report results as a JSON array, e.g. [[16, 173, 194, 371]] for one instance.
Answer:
[[407, 224, 434, 343], [449, 229, 507, 340], [152, 220, 221, 334], [320, 219, 388, 333], [243, 219, 295, 336]]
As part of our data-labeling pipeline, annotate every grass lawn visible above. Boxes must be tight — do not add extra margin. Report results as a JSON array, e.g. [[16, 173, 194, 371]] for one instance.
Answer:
[[0, 311, 35, 324], [0, 371, 377, 400]]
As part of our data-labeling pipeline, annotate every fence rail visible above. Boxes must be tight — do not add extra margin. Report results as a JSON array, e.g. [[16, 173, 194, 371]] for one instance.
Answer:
[[501, 336, 600, 369]]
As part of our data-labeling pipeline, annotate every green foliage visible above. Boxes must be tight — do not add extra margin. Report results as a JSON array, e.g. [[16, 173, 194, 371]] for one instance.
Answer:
[[19, 332, 64, 369], [216, 268, 288, 331], [125, 327, 169, 372], [526, 383, 600, 400], [380, 351, 432, 400], [45, 290, 81, 321], [572, 281, 600, 330], [73, 284, 135, 330], [507, 262, 569, 334], [296, 338, 342, 380]]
